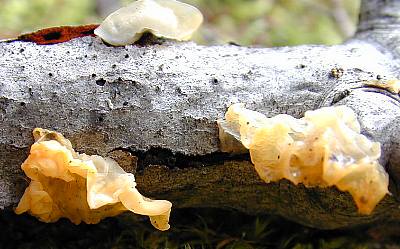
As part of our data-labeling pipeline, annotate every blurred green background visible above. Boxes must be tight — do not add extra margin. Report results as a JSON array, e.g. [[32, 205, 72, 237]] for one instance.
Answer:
[[0, 0, 360, 46]]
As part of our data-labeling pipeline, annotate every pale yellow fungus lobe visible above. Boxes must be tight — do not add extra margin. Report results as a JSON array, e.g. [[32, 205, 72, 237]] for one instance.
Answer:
[[363, 79, 400, 94], [15, 128, 172, 231], [94, 0, 203, 46], [218, 104, 389, 214]]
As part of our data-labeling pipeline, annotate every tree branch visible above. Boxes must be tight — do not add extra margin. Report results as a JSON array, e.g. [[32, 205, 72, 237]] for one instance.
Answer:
[[358, 0, 400, 32], [1, 0, 400, 229], [356, 0, 400, 58]]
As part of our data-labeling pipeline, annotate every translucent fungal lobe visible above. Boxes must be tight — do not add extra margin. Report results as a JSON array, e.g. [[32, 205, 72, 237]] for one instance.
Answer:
[[218, 104, 389, 214], [94, 0, 203, 46], [16, 128, 172, 230]]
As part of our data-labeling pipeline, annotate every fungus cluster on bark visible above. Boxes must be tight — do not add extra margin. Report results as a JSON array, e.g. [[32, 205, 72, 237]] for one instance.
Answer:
[[218, 104, 389, 214], [16, 128, 171, 231]]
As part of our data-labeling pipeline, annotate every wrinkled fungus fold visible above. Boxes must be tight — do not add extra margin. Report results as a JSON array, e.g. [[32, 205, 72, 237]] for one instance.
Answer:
[[15, 128, 172, 230], [218, 104, 389, 214], [363, 79, 400, 94]]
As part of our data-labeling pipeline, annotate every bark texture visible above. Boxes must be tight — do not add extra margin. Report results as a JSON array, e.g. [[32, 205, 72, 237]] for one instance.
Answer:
[[1, 0, 400, 229]]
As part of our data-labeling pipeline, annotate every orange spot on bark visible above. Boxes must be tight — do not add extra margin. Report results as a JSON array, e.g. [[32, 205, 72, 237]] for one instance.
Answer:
[[18, 24, 99, 45]]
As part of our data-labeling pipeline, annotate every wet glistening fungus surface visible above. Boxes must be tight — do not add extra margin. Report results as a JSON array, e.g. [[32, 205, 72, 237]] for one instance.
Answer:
[[218, 104, 389, 215], [94, 0, 203, 46], [15, 128, 172, 231]]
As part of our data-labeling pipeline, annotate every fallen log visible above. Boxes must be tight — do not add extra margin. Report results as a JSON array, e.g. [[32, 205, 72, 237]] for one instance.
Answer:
[[1, 0, 400, 229]]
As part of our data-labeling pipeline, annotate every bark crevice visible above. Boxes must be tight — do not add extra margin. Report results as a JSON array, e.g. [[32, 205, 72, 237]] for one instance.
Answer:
[[112, 146, 250, 172]]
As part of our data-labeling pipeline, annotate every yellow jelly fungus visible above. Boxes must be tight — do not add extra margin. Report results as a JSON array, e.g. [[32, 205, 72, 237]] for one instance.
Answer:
[[94, 0, 203, 46], [218, 104, 389, 214], [363, 79, 400, 94], [15, 128, 172, 230]]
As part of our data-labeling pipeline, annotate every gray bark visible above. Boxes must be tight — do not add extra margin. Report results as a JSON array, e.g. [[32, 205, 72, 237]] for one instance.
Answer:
[[1, 0, 400, 229]]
